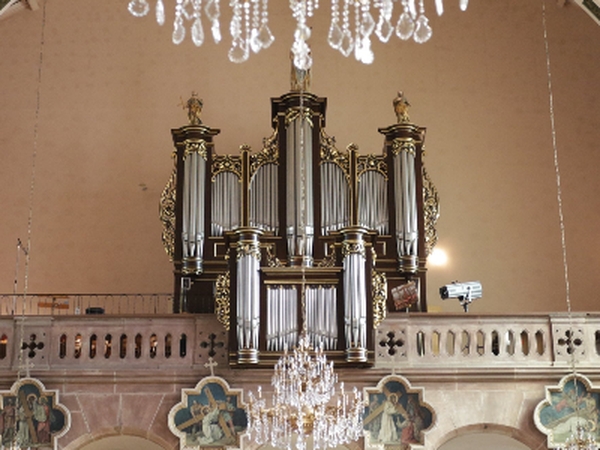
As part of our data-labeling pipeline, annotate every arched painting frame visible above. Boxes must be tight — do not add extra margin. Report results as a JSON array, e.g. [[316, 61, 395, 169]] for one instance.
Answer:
[[0, 377, 70, 449], [535, 373, 600, 448], [168, 376, 247, 450], [363, 374, 435, 450]]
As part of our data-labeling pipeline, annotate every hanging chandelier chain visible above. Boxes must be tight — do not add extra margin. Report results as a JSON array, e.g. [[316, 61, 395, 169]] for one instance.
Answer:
[[542, 2, 571, 318], [299, 88, 308, 335], [17, 0, 48, 384], [542, 5, 595, 450]]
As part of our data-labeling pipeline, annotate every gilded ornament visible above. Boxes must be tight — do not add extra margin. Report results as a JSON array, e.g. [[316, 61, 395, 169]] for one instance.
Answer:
[[250, 129, 280, 177], [422, 166, 440, 256], [236, 241, 262, 261], [285, 106, 314, 127], [372, 269, 388, 328], [391, 138, 416, 156], [342, 241, 366, 259], [183, 139, 208, 160], [215, 272, 231, 330], [180, 91, 203, 125], [265, 244, 283, 267], [393, 91, 411, 124], [211, 154, 242, 181], [357, 153, 388, 180], [317, 244, 337, 267], [159, 166, 177, 260], [320, 129, 350, 181]]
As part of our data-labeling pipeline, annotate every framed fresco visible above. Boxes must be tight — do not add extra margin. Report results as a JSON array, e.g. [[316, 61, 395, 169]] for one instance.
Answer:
[[535, 373, 600, 448], [0, 377, 70, 449], [168, 376, 247, 450], [364, 374, 435, 450]]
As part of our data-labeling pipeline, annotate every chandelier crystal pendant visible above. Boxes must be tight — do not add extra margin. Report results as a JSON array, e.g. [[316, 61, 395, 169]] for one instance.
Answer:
[[127, 0, 468, 69], [558, 423, 598, 450], [246, 334, 365, 450]]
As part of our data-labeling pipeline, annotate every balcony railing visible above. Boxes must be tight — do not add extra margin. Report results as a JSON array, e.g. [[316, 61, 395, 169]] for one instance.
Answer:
[[0, 310, 598, 380], [0, 293, 174, 316]]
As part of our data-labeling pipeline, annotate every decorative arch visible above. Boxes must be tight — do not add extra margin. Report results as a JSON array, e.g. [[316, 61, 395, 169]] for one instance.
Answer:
[[62, 426, 172, 450], [433, 423, 541, 450]]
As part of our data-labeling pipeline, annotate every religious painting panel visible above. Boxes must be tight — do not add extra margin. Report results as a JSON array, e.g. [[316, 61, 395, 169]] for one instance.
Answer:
[[364, 374, 434, 450], [535, 373, 600, 448], [0, 377, 70, 449], [168, 376, 247, 450], [390, 280, 420, 311]]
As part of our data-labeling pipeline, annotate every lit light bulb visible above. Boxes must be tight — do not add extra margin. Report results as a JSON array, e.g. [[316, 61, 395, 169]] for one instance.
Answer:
[[428, 248, 448, 266]]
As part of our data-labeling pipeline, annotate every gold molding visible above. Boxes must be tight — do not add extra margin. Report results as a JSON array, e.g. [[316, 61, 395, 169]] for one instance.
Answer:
[[357, 153, 388, 180], [159, 165, 177, 260], [317, 244, 337, 268], [183, 139, 208, 160], [372, 269, 388, 328], [342, 241, 366, 259], [422, 165, 440, 257], [264, 244, 283, 267], [285, 106, 314, 127], [215, 271, 231, 331], [391, 138, 416, 156], [250, 128, 280, 178], [236, 241, 261, 261], [211, 154, 242, 181], [320, 129, 350, 182]]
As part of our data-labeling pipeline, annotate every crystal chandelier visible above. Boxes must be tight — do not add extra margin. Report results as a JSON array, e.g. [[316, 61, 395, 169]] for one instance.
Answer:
[[245, 334, 364, 450], [127, 0, 470, 69], [558, 423, 598, 450]]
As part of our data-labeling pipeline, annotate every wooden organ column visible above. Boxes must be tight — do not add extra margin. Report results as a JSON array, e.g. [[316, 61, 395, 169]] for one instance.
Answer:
[[169, 115, 220, 314], [377, 92, 432, 312]]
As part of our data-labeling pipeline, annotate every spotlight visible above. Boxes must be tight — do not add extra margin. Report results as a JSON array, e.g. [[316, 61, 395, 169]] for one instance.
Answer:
[[439, 281, 482, 312]]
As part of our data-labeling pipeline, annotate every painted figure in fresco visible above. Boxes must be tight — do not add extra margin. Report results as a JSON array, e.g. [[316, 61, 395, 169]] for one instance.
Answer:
[[16, 398, 30, 446], [34, 396, 51, 443], [365, 395, 382, 440], [221, 396, 236, 436], [379, 393, 406, 443], [2, 398, 17, 443], [189, 399, 204, 439], [200, 406, 224, 444], [539, 379, 600, 443]]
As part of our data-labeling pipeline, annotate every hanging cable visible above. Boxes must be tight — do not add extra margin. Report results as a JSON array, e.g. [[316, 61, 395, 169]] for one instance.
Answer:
[[17, 0, 48, 380]]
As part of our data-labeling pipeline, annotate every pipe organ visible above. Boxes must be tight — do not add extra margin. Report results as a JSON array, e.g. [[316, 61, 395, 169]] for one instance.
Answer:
[[160, 83, 439, 367]]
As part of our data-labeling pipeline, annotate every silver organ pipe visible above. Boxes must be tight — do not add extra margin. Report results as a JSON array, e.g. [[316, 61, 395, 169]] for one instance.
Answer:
[[306, 285, 338, 350], [358, 170, 389, 235], [393, 143, 418, 261], [182, 147, 206, 271], [286, 115, 314, 260], [235, 231, 262, 363], [266, 285, 298, 352], [320, 162, 349, 235], [211, 171, 241, 236], [342, 232, 368, 362], [250, 163, 279, 233]]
